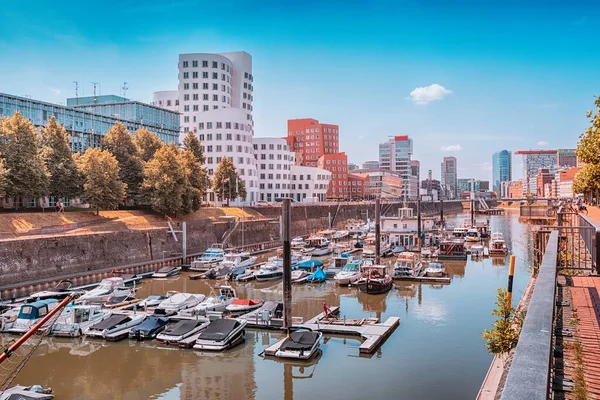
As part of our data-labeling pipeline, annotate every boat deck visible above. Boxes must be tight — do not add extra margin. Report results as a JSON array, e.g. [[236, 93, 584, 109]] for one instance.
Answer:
[[393, 276, 451, 284]]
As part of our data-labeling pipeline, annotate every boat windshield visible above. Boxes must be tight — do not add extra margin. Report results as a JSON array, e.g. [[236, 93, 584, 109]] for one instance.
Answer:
[[341, 263, 359, 272], [428, 262, 443, 269]]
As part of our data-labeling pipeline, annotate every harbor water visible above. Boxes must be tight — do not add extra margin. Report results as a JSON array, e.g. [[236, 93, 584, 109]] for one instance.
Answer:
[[8, 211, 533, 399]]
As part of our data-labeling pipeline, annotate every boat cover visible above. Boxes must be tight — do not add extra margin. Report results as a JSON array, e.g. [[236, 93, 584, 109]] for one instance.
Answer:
[[134, 316, 168, 332], [164, 320, 203, 336], [90, 314, 130, 330], [198, 319, 240, 341], [297, 260, 323, 270], [280, 331, 319, 351], [307, 268, 326, 282], [230, 266, 245, 276], [230, 299, 260, 306], [105, 295, 129, 306]]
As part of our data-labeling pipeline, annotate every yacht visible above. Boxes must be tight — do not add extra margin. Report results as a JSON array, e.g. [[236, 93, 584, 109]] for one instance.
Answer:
[[226, 299, 264, 315], [267, 252, 309, 269], [465, 228, 480, 243], [186, 286, 237, 316], [490, 233, 508, 255], [190, 244, 225, 271], [291, 237, 307, 248], [76, 277, 127, 304], [254, 263, 283, 281], [51, 304, 108, 337], [275, 328, 322, 360], [453, 227, 468, 237], [152, 265, 181, 278], [291, 270, 310, 284], [154, 292, 204, 316], [356, 265, 393, 294], [138, 295, 168, 309], [424, 261, 446, 277], [193, 318, 247, 351], [393, 252, 423, 279], [103, 290, 141, 309], [221, 252, 257, 269], [470, 244, 485, 258], [307, 236, 332, 256], [83, 313, 145, 340], [8, 299, 59, 334], [334, 262, 362, 286], [25, 280, 75, 303], [156, 319, 210, 345]]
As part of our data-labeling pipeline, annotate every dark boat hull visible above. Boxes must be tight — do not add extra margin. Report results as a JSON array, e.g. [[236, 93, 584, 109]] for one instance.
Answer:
[[357, 280, 392, 294]]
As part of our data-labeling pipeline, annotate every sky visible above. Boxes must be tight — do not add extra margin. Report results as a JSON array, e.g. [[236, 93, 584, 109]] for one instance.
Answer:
[[1, 0, 599, 182]]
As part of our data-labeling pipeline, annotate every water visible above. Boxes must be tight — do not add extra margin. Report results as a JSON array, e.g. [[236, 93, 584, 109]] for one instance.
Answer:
[[9, 212, 533, 399]]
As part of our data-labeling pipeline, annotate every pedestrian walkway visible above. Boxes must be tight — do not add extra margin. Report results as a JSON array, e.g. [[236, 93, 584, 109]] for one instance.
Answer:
[[585, 205, 600, 226]]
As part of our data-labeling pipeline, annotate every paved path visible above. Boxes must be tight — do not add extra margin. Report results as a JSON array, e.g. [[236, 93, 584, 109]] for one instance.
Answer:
[[585, 205, 600, 226]]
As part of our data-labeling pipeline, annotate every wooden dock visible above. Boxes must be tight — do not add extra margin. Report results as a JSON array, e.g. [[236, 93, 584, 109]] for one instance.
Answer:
[[392, 276, 451, 284]]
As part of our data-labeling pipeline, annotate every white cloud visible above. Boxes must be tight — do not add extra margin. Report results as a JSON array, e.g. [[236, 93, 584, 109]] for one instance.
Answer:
[[358, 135, 364, 140], [537, 141, 548, 146], [50, 88, 61, 96], [408, 84, 452, 105], [440, 144, 462, 152]]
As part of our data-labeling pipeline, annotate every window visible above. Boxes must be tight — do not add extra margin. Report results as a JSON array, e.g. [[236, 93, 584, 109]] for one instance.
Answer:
[[193, 71, 198, 79], [183, 116, 189, 122], [183, 105, 190, 111], [183, 83, 189, 90], [193, 105, 199, 111], [222, 95, 226, 102], [260, 164, 266, 170], [183, 72, 189, 79], [199, 123, 204, 130], [238, 157, 244, 164], [216, 133, 222, 140], [244, 82, 248, 89], [227, 145, 233, 152], [193, 94, 198, 100], [203, 94, 208, 100], [207, 122, 213, 129], [226, 133, 232, 140], [216, 145, 222, 152], [236, 134, 241, 141], [183, 61, 188, 68], [175, 100, 179, 106], [184, 94, 189, 101], [268, 154, 274, 160], [216, 122, 222, 129], [166, 100, 171, 106], [237, 146, 243, 152], [207, 145, 213, 152], [212, 72, 218, 79], [202, 83, 208, 90], [203, 71, 208, 79], [207, 133, 213, 140], [213, 94, 218, 101], [203, 105, 209, 111], [260, 174, 265, 179], [212, 83, 218, 90], [222, 74, 226, 81], [207, 157, 213, 164], [202, 60, 208, 67], [226, 122, 231, 129], [261, 154, 266, 160], [269, 164, 274, 170], [244, 72, 249, 78]]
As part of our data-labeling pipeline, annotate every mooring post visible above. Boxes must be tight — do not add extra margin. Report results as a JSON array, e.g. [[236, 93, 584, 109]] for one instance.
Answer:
[[375, 197, 381, 264], [182, 222, 187, 264], [440, 198, 444, 228], [471, 199, 475, 227], [507, 255, 516, 306], [282, 198, 292, 333], [417, 195, 422, 251]]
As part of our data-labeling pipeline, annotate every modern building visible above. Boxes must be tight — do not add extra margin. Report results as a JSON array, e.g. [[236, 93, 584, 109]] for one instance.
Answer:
[[441, 156, 458, 199], [0, 92, 180, 153], [536, 168, 555, 197], [378, 136, 414, 199], [508, 180, 524, 198], [421, 170, 441, 197], [555, 167, 581, 198], [362, 160, 380, 169], [151, 90, 180, 112], [348, 173, 372, 199], [351, 168, 404, 199], [515, 150, 558, 195], [458, 179, 490, 194], [317, 153, 348, 199], [286, 118, 339, 167], [557, 149, 577, 168], [492, 150, 512, 194]]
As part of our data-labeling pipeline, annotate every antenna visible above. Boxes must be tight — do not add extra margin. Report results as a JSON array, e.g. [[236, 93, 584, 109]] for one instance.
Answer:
[[90, 82, 98, 103], [73, 81, 79, 104], [122, 82, 129, 99]]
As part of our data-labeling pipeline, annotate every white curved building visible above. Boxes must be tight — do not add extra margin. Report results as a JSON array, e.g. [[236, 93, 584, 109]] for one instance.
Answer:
[[151, 90, 180, 112]]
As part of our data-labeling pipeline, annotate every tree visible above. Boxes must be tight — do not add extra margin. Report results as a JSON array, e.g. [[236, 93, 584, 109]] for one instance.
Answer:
[[40, 116, 83, 200], [178, 149, 206, 212], [134, 128, 164, 162], [573, 163, 600, 198], [0, 112, 49, 207], [102, 122, 144, 203], [142, 145, 188, 215], [0, 157, 8, 197], [482, 288, 525, 357], [182, 131, 205, 164], [212, 157, 246, 205], [576, 97, 600, 165]]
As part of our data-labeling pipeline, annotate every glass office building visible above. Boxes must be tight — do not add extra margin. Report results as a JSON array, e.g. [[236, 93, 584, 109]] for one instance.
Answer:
[[492, 150, 512, 194], [0, 93, 180, 153]]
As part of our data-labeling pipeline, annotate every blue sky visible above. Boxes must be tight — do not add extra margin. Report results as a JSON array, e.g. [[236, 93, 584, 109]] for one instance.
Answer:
[[1, 0, 598, 181]]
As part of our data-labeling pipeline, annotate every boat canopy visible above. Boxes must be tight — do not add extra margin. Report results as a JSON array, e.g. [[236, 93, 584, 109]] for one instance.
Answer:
[[307, 268, 326, 282], [230, 299, 261, 306], [198, 319, 241, 341], [90, 314, 130, 330], [280, 330, 320, 351], [297, 260, 323, 270], [17, 299, 58, 320], [165, 320, 204, 336]]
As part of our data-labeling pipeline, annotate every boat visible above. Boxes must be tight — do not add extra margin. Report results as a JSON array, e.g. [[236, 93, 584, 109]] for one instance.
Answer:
[[291, 270, 310, 284], [190, 244, 226, 272], [296, 259, 324, 271], [154, 292, 204, 316], [392, 245, 407, 255], [8, 299, 59, 334], [152, 265, 182, 278], [129, 316, 170, 340], [83, 313, 145, 340], [362, 249, 376, 260], [393, 252, 423, 279], [275, 328, 322, 360], [0, 307, 20, 332], [254, 263, 283, 281], [76, 277, 127, 304], [356, 265, 393, 294], [103, 291, 141, 309], [307, 267, 326, 283], [334, 261, 362, 286], [332, 230, 349, 240], [227, 266, 248, 281], [464, 228, 481, 243], [225, 299, 264, 315], [490, 233, 508, 255], [470, 244, 485, 258], [156, 319, 210, 344], [291, 236, 307, 248], [193, 318, 247, 351], [453, 227, 468, 237], [204, 265, 233, 280], [331, 253, 353, 269], [0, 385, 54, 400], [267, 251, 309, 269], [25, 280, 75, 303], [118, 273, 143, 287], [421, 247, 433, 258], [221, 252, 257, 269], [51, 304, 108, 337], [138, 295, 168, 309], [187, 286, 237, 316], [236, 270, 256, 282], [307, 236, 332, 256], [424, 261, 446, 277], [380, 243, 393, 257], [437, 240, 467, 260]]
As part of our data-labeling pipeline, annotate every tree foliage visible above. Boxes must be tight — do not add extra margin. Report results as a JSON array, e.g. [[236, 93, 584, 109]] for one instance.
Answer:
[[576, 97, 600, 165], [212, 157, 246, 204], [102, 122, 144, 203], [40, 116, 83, 199], [134, 128, 164, 162], [573, 163, 600, 195], [482, 288, 525, 356], [77, 148, 127, 214], [0, 112, 49, 203], [142, 145, 189, 215], [182, 131, 205, 164], [178, 150, 206, 211]]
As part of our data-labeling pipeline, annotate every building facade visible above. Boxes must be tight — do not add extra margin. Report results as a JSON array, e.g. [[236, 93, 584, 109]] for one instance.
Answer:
[[536, 168, 555, 197], [348, 173, 372, 199], [351, 168, 403, 199], [492, 150, 512, 194], [441, 156, 458, 199], [555, 167, 581, 198], [515, 150, 557, 195], [378, 136, 414, 199], [317, 153, 348, 198], [362, 160, 380, 169], [557, 149, 577, 168], [286, 118, 339, 167], [151, 90, 180, 112]]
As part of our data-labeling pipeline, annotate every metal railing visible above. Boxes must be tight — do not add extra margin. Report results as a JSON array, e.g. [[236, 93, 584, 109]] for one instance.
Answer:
[[556, 208, 600, 273], [520, 204, 555, 218]]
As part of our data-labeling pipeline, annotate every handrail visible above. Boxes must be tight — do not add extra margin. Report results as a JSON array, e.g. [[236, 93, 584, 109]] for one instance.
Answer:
[[501, 230, 559, 400]]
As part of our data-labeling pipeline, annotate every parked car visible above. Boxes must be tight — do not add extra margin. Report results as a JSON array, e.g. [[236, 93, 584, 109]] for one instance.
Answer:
[[255, 200, 270, 206]]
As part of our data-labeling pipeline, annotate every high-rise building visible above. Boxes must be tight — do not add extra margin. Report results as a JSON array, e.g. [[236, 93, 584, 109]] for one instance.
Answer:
[[362, 160, 380, 169], [317, 153, 348, 199], [557, 149, 577, 168], [515, 150, 557, 195], [378, 136, 414, 198], [458, 178, 490, 194], [421, 169, 441, 196], [441, 156, 458, 199], [286, 118, 339, 167], [411, 160, 420, 180], [492, 150, 512, 194]]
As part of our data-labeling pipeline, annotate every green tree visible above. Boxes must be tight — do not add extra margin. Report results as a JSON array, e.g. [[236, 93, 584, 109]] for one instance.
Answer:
[[40, 116, 83, 201], [573, 163, 600, 198], [142, 145, 188, 215], [212, 156, 246, 205], [0, 112, 49, 207], [482, 288, 525, 357], [576, 97, 600, 165], [134, 128, 164, 162], [178, 149, 206, 211], [77, 148, 127, 215], [182, 131, 205, 164], [0, 157, 8, 197], [102, 122, 144, 203]]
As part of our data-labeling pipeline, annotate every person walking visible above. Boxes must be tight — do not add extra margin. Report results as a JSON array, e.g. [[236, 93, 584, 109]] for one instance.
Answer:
[[55, 200, 60, 212], [59, 201, 65, 213]]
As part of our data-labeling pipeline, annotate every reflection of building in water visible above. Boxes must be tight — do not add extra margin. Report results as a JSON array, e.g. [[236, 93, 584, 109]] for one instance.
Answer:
[[356, 291, 387, 315], [396, 283, 417, 299], [442, 260, 466, 278], [492, 256, 507, 266]]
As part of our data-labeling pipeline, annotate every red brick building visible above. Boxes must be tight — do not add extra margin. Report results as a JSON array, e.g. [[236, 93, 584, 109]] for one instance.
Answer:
[[286, 118, 340, 167], [536, 168, 555, 197], [348, 173, 371, 199], [317, 153, 348, 198]]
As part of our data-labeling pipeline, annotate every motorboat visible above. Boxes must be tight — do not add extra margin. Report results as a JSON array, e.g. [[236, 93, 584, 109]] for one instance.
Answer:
[[83, 313, 145, 340], [25, 280, 75, 303], [453, 227, 468, 237], [138, 295, 168, 309], [437, 240, 467, 260], [393, 252, 423, 279], [362, 249, 376, 260], [156, 319, 210, 345], [0, 385, 54, 400], [190, 244, 225, 271], [291, 236, 307, 248], [118, 273, 143, 287], [8, 299, 59, 334], [204, 265, 233, 280], [307, 236, 332, 256], [152, 265, 181, 278], [356, 265, 393, 294], [331, 253, 354, 269], [226, 299, 264, 315], [465, 228, 480, 243], [103, 292, 141, 309], [0, 307, 20, 332], [187, 286, 237, 316], [221, 252, 257, 269], [421, 247, 433, 258], [490, 233, 508, 255], [332, 230, 349, 241], [424, 261, 446, 277], [254, 263, 283, 281], [307, 267, 326, 283], [227, 266, 248, 281], [291, 270, 310, 284], [392, 245, 407, 255], [193, 318, 247, 351], [236, 270, 256, 282], [334, 262, 362, 286], [51, 304, 108, 337], [296, 259, 324, 271], [275, 328, 322, 360], [76, 277, 127, 304], [470, 244, 485, 258], [129, 316, 170, 340], [380, 243, 393, 257], [267, 251, 309, 269], [154, 292, 204, 316]]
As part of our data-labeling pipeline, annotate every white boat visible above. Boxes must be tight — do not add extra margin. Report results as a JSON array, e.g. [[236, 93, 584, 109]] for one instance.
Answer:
[[393, 252, 423, 279], [156, 319, 210, 344], [152, 265, 181, 278], [220, 252, 257, 269], [154, 292, 204, 316], [0, 385, 54, 400], [83, 313, 145, 340], [470, 244, 485, 258], [332, 230, 349, 240], [490, 232, 508, 255], [464, 228, 480, 243], [275, 328, 322, 360], [8, 299, 59, 334], [76, 277, 127, 304], [307, 236, 332, 256], [362, 249, 376, 260], [0, 307, 20, 332], [267, 252, 309, 268], [51, 305, 108, 337], [334, 262, 362, 286], [190, 244, 226, 271], [254, 263, 283, 281], [291, 270, 310, 284], [25, 280, 75, 303], [424, 261, 446, 277], [291, 237, 307, 248], [185, 287, 237, 316], [103, 291, 142, 309], [193, 318, 247, 351], [138, 295, 168, 309], [226, 299, 264, 315], [453, 227, 468, 237]]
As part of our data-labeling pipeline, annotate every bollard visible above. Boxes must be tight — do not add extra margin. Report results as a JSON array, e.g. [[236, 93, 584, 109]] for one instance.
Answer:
[[507, 255, 515, 306]]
